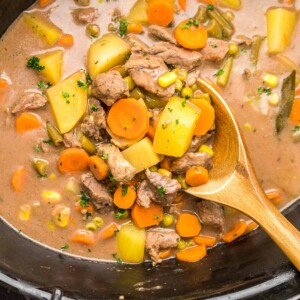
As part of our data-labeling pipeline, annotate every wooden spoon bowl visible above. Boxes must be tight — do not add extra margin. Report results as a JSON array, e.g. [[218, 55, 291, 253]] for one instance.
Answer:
[[187, 78, 300, 271]]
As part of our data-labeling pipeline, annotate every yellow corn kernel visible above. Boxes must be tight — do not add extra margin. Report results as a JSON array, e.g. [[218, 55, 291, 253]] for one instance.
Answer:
[[177, 239, 187, 250], [172, 68, 188, 81], [48, 173, 56, 180], [52, 204, 71, 227], [199, 144, 214, 156], [86, 222, 97, 231], [158, 72, 177, 88], [186, 239, 195, 247], [18, 204, 31, 221], [262, 73, 279, 87], [158, 168, 172, 178], [42, 190, 61, 203], [228, 43, 239, 55], [124, 76, 136, 91], [268, 92, 280, 106], [93, 217, 104, 227], [175, 79, 183, 91], [191, 83, 198, 92], [181, 87, 194, 99], [149, 166, 158, 172], [244, 123, 252, 131], [48, 221, 55, 231]]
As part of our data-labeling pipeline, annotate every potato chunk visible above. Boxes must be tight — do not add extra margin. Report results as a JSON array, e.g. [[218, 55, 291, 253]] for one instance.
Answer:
[[218, 0, 241, 10], [47, 70, 88, 134], [122, 137, 163, 173], [126, 0, 148, 24], [23, 12, 62, 46], [87, 34, 131, 79], [153, 97, 200, 157], [38, 50, 63, 85]]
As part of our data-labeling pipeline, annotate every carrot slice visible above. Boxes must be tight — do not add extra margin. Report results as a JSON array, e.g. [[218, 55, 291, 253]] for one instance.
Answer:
[[147, 0, 174, 27], [176, 245, 207, 262], [87, 155, 109, 181], [175, 19, 208, 49], [107, 98, 149, 140], [38, 0, 55, 8], [178, 0, 187, 10], [265, 188, 284, 205], [160, 157, 172, 171], [186, 166, 209, 187], [289, 98, 300, 124], [15, 113, 41, 133], [98, 223, 118, 240], [113, 186, 137, 209], [245, 221, 258, 234], [131, 202, 163, 228], [58, 148, 89, 173], [147, 125, 155, 141], [176, 212, 201, 237], [222, 221, 247, 243], [11, 166, 26, 192], [127, 23, 143, 34], [0, 78, 9, 102], [58, 34, 74, 47], [159, 248, 173, 259], [190, 98, 215, 136], [71, 229, 95, 245], [193, 235, 217, 247]]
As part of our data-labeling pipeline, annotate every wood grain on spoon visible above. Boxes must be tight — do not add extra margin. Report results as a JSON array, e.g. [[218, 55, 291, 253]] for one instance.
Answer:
[[186, 78, 300, 271]]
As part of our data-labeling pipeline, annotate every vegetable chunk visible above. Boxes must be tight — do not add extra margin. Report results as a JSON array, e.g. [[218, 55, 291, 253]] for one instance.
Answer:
[[47, 70, 88, 133], [87, 34, 131, 79], [153, 97, 200, 157], [126, 0, 148, 24]]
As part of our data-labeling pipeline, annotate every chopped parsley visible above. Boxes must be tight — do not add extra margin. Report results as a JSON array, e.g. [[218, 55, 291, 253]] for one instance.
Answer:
[[207, 4, 214, 10], [168, 108, 173, 112], [292, 125, 300, 132], [112, 253, 122, 264], [153, 215, 160, 220], [101, 153, 108, 160], [57, 213, 61, 222], [80, 191, 90, 207], [241, 48, 247, 53], [77, 80, 88, 88], [90, 104, 98, 112], [258, 86, 272, 96], [176, 119, 179, 125], [115, 209, 127, 219], [62, 91, 70, 98], [34, 145, 41, 152], [108, 172, 115, 182], [86, 212, 92, 219], [180, 18, 199, 29], [211, 44, 218, 48], [86, 74, 92, 84], [157, 186, 166, 197], [37, 81, 52, 90], [119, 20, 128, 37], [42, 139, 54, 145], [87, 249, 92, 253], [26, 56, 45, 72], [181, 99, 187, 107], [114, 229, 120, 236], [214, 69, 224, 77], [121, 185, 128, 196], [162, 123, 167, 129], [60, 244, 69, 251]]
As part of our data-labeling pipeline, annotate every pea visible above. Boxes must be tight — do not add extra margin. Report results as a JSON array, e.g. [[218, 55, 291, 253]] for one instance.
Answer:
[[163, 213, 174, 227], [86, 24, 100, 38], [181, 87, 194, 99]]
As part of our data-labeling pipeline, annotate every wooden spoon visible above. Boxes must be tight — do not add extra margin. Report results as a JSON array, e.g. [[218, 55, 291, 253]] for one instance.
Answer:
[[186, 78, 300, 271]]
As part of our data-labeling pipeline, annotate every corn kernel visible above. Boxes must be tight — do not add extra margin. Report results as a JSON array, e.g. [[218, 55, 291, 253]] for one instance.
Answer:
[[52, 205, 71, 228], [93, 217, 104, 227], [86, 222, 97, 231], [262, 73, 279, 88], [172, 68, 188, 81], [199, 144, 214, 156], [175, 79, 183, 91], [158, 168, 172, 178], [124, 76, 136, 91], [42, 190, 61, 203], [181, 87, 194, 99], [18, 204, 31, 221], [177, 239, 187, 250], [158, 72, 177, 88], [191, 83, 198, 92], [48, 173, 56, 180], [268, 92, 280, 106], [228, 43, 239, 55], [149, 166, 158, 172], [244, 123, 252, 131]]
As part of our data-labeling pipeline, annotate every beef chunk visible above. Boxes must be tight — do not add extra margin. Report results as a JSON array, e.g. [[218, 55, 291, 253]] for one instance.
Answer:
[[81, 98, 107, 142], [12, 93, 47, 114], [233, 35, 252, 46], [171, 152, 212, 174], [92, 71, 129, 106], [63, 132, 81, 148], [97, 143, 136, 182], [196, 200, 225, 231], [148, 25, 177, 45], [125, 34, 149, 54], [146, 228, 179, 264], [125, 54, 175, 98], [81, 173, 113, 212], [146, 42, 202, 71], [200, 39, 229, 62], [137, 180, 156, 208], [73, 7, 99, 24], [187, 132, 214, 152]]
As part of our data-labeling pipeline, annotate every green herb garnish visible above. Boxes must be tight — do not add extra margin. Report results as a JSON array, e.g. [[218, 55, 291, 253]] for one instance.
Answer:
[[257, 87, 272, 96], [119, 20, 128, 37], [26, 56, 45, 72], [112, 253, 122, 264], [77, 80, 88, 88], [62, 91, 70, 98], [101, 153, 108, 160], [60, 244, 69, 251], [214, 69, 224, 77], [90, 104, 98, 112], [80, 191, 90, 207], [157, 186, 166, 197], [121, 185, 128, 196], [180, 18, 199, 29], [207, 4, 214, 10]]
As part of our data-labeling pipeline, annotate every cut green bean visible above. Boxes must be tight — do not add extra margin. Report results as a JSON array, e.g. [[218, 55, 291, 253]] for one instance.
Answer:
[[33, 159, 48, 177], [46, 121, 63, 146], [144, 92, 168, 109], [193, 6, 207, 23], [250, 35, 263, 65], [216, 56, 234, 87], [207, 19, 223, 39], [76, 130, 96, 155], [130, 87, 145, 100]]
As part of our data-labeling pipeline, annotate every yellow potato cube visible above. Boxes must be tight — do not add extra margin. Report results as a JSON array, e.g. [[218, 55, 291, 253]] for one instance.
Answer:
[[126, 0, 148, 24]]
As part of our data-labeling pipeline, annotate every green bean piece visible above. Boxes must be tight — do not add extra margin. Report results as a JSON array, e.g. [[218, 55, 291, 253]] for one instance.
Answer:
[[130, 87, 145, 99], [250, 35, 263, 66], [222, 10, 235, 22], [193, 6, 207, 23], [207, 7, 234, 38], [206, 19, 223, 39], [216, 56, 234, 87], [33, 159, 48, 177], [144, 92, 168, 109], [76, 130, 96, 155], [46, 121, 63, 146]]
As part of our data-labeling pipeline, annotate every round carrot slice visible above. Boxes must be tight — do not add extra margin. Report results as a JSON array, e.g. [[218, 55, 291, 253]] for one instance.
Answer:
[[147, 0, 174, 27], [176, 212, 201, 237], [58, 148, 89, 173], [15, 113, 41, 133]]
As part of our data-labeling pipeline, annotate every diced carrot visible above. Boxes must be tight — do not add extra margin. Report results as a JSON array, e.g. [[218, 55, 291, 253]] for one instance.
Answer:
[[175, 19, 208, 49], [222, 220, 247, 243], [176, 244, 207, 262], [131, 202, 163, 228], [147, 0, 174, 27], [245, 221, 258, 234], [289, 98, 300, 124], [147, 125, 155, 141], [113, 186, 137, 209], [107, 98, 149, 140], [98, 223, 118, 240], [193, 235, 217, 247], [38, 0, 55, 8], [176, 212, 201, 237], [127, 23, 143, 34], [185, 166, 209, 187], [159, 248, 173, 259], [57, 148, 89, 173], [190, 98, 215, 136], [265, 188, 284, 205], [11, 166, 26, 192], [75, 201, 94, 213], [71, 229, 95, 245], [160, 157, 172, 171], [58, 34, 74, 47], [15, 113, 41, 133], [87, 155, 109, 180], [178, 0, 187, 10], [0, 78, 8, 90]]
